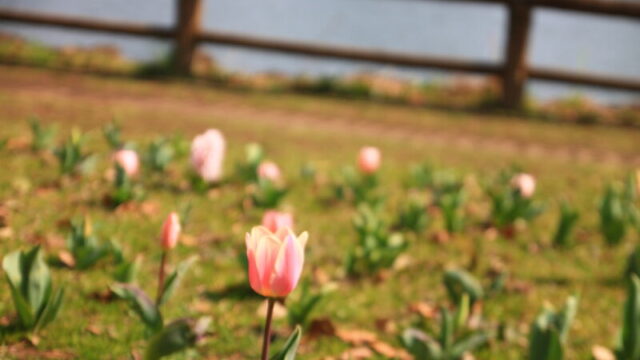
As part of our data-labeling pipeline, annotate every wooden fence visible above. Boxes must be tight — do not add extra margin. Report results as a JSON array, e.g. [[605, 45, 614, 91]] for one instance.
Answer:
[[0, 0, 639, 108]]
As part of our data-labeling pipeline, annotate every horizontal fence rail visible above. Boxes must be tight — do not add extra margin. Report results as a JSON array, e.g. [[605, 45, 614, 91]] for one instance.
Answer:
[[0, 0, 639, 107]]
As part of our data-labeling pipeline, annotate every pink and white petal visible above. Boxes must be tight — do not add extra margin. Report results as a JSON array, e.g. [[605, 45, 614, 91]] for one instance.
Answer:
[[270, 234, 303, 297]]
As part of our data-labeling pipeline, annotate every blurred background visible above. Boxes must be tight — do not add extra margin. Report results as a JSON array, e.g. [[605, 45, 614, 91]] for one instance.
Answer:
[[1, 0, 639, 105]]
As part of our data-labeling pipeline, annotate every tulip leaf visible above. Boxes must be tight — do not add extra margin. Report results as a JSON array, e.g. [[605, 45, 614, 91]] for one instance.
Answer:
[[401, 328, 442, 359], [144, 317, 211, 360], [34, 286, 65, 332], [443, 269, 484, 306], [158, 256, 197, 306], [270, 325, 302, 360], [113, 256, 141, 284], [112, 284, 163, 332]]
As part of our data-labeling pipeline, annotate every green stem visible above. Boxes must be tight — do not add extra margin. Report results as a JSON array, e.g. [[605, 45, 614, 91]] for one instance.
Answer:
[[261, 298, 276, 360], [156, 251, 168, 305]]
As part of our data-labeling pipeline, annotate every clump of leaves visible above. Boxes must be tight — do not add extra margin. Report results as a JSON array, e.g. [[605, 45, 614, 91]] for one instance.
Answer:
[[331, 165, 384, 207], [64, 216, 109, 270], [394, 196, 430, 234], [345, 205, 407, 277], [551, 201, 580, 248], [599, 185, 628, 246], [112, 255, 206, 358], [109, 240, 141, 283], [29, 116, 56, 152], [235, 142, 264, 183], [433, 178, 466, 234], [2, 246, 65, 333], [103, 120, 124, 150], [402, 295, 492, 360], [143, 137, 175, 173], [287, 281, 330, 329], [54, 128, 96, 175], [486, 171, 544, 234], [615, 275, 640, 360], [110, 163, 144, 207], [250, 177, 289, 209], [528, 296, 578, 360], [443, 269, 485, 307]]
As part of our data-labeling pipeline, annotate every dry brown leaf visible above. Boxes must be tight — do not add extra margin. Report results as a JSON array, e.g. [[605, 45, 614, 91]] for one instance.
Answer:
[[58, 251, 76, 268], [409, 302, 438, 319], [370, 340, 412, 359], [86, 324, 103, 335], [374, 318, 397, 334], [335, 328, 378, 345], [308, 317, 336, 338], [592, 345, 615, 360], [0, 226, 13, 239], [339, 346, 374, 359], [191, 299, 212, 313]]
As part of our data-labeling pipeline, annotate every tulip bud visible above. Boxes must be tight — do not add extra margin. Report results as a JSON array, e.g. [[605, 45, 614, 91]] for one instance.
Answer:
[[245, 226, 308, 298], [257, 161, 281, 182], [262, 211, 294, 233], [113, 149, 140, 177], [358, 146, 381, 174], [191, 129, 226, 182], [160, 212, 181, 250], [512, 173, 536, 198]]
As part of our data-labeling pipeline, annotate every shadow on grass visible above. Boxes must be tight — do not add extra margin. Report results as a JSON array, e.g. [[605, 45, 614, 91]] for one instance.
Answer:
[[203, 282, 259, 302]]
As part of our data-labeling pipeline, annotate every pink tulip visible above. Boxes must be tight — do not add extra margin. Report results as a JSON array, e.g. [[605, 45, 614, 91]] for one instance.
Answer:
[[160, 212, 181, 250], [512, 173, 536, 198], [245, 226, 308, 298], [257, 161, 281, 182], [113, 149, 139, 177], [262, 211, 294, 233], [358, 146, 381, 174], [191, 129, 226, 182]]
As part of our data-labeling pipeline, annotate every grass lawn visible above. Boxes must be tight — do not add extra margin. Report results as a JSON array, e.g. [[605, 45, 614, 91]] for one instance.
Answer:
[[0, 65, 639, 359]]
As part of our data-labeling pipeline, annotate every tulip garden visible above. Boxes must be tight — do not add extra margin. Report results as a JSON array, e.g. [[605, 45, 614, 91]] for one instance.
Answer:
[[0, 68, 640, 359]]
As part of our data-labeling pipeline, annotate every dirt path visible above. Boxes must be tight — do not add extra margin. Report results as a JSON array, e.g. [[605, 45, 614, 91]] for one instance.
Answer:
[[1, 65, 638, 167]]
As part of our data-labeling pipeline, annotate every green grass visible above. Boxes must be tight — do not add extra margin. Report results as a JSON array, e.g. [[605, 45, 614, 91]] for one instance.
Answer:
[[0, 66, 639, 359]]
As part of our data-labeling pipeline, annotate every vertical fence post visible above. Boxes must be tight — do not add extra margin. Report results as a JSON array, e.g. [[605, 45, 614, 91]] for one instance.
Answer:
[[502, 0, 532, 108], [174, 0, 202, 75]]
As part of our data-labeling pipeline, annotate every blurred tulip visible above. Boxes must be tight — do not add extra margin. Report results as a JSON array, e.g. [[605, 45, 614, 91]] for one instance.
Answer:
[[358, 146, 381, 174], [257, 161, 281, 182], [245, 226, 308, 298], [262, 211, 294, 233], [160, 212, 181, 250], [191, 129, 226, 182], [114, 149, 140, 177], [512, 173, 536, 198]]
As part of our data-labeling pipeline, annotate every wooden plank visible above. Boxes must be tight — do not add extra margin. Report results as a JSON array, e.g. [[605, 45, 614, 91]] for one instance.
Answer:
[[0, 8, 173, 38], [197, 31, 503, 75], [502, 0, 532, 108], [530, 67, 640, 92], [532, 0, 640, 19], [173, 0, 202, 74]]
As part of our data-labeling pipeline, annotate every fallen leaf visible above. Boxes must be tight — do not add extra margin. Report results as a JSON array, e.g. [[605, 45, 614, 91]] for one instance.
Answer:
[[592, 345, 615, 360], [58, 251, 76, 268], [308, 317, 336, 338], [339, 346, 374, 359], [409, 302, 438, 319], [86, 324, 103, 335], [336, 328, 378, 345], [370, 340, 411, 359], [0, 227, 13, 239]]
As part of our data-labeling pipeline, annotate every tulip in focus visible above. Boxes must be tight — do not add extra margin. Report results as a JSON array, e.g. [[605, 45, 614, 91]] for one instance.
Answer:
[[512, 173, 536, 198], [160, 212, 181, 250], [257, 161, 281, 182], [114, 149, 140, 177], [262, 211, 294, 233], [191, 129, 226, 182], [245, 226, 308, 298], [358, 146, 381, 174]]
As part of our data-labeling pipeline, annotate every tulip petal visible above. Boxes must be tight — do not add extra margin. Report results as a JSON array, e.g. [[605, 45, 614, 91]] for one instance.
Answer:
[[270, 233, 304, 297]]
